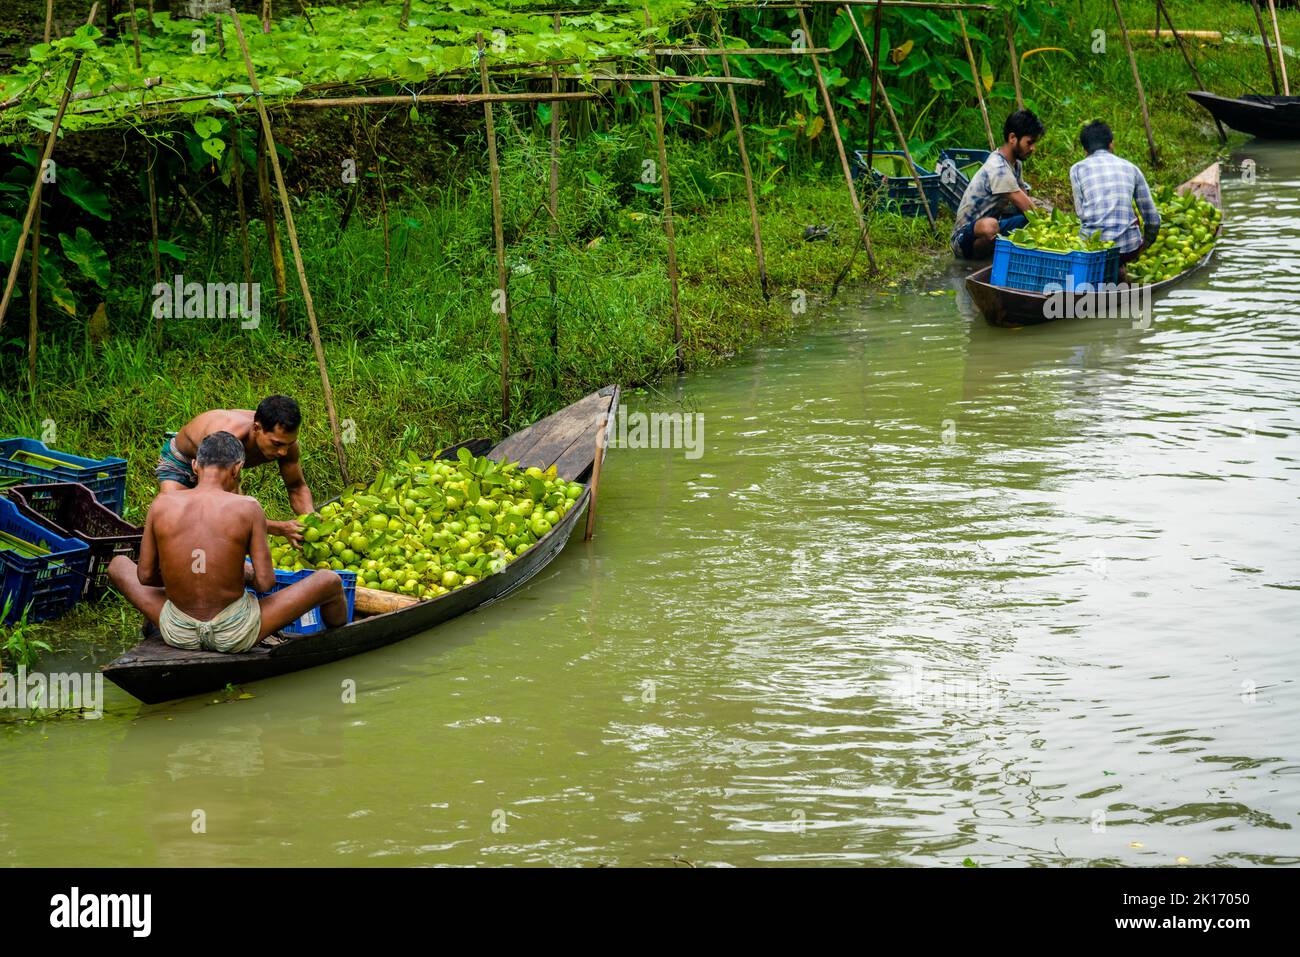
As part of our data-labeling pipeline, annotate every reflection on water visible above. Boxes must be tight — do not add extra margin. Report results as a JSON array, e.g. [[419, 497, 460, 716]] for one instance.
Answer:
[[2, 145, 1298, 866]]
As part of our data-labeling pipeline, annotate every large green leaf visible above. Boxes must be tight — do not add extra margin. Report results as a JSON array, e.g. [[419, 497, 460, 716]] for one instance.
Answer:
[[827, 15, 855, 51], [156, 239, 187, 261], [53, 165, 111, 221], [37, 245, 77, 316], [0, 213, 21, 263], [58, 227, 110, 290], [897, 50, 933, 78]]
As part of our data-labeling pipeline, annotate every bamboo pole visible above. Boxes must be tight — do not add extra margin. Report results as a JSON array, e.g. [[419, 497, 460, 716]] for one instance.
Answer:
[[230, 12, 350, 485], [1250, 0, 1282, 94], [797, 6, 877, 276], [1003, 11, 1024, 110], [363, 122, 391, 281], [650, 46, 832, 56], [275, 92, 605, 109], [956, 10, 996, 151], [477, 32, 512, 425], [1266, 0, 1290, 95], [28, 205, 39, 388], [66, 67, 751, 122], [400, 0, 411, 31], [126, 0, 142, 68], [0, 4, 99, 333], [146, 141, 161, 336], [644, 5, 685, 372], [1155, 0, 1225, 142], [844, 6, 935, 229], [44, 0, 54, 42], [231, 125, 253, 288], [261, 0, 271, 33], [549, 13, 562, 386], [339, 114, 361, 232], [1110, 0, 1159, 166], [767, 1, 997, 9], [588, 73, 765, 86], [865, 0, 883, 173], [68, 75, 162, 103], [711, 7, 768, 299], [255, 127, 288, 326], [584, 410, 610, 541]]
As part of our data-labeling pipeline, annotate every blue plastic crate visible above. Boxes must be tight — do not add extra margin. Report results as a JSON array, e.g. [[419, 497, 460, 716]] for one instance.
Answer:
[[935, 147, 992, 211], [0, 438, 128, 515], [0, 497, 91, 624], [851, 150, 944, 218], [990, 237, 1120, 293], [247, 568, 357, 637]]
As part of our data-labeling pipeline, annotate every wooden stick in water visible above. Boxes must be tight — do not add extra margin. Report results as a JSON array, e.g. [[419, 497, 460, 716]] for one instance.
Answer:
[[584, 411, 610, 542]]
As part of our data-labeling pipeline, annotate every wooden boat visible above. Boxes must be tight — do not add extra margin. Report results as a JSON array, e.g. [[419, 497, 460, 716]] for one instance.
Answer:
[[103, 386, 620, 704], [1187, 91, 1300, 139], [965, 163, 1221, 328]]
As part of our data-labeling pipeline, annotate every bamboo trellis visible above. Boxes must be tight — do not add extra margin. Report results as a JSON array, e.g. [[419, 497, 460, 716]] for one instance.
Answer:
[[4, 0, 1056, 465]]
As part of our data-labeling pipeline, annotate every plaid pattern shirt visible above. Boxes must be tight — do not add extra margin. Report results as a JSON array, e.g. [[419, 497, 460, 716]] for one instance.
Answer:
[[1069, 149, 1160, 254]]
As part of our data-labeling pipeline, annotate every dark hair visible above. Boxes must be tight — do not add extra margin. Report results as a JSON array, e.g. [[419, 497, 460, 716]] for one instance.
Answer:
[[196, 431, 245, 469], [254, 395, 301, 434], [1080, 120, 1113, 154], [1004, 109, 1045, 142]]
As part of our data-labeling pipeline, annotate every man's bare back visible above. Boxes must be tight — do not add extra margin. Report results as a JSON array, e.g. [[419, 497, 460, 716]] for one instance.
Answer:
[[112, 430, 348, 649], [144, 485, 270, 621]]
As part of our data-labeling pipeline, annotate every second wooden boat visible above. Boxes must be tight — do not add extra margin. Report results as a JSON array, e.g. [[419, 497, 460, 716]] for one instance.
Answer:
[[965, 163, 1221, 328], [1187, 91, 1300, 140], [103, 385, 619, 704]]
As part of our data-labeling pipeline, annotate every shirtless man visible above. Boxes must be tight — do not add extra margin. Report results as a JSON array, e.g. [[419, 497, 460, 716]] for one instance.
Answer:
[[157, 395, 312, 543], [111, 431, 347, 653]]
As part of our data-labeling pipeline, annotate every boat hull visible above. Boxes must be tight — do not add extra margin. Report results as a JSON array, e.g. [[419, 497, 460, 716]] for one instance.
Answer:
[[964, 163, 1221, 327], [1187, 91, 1300, 140]]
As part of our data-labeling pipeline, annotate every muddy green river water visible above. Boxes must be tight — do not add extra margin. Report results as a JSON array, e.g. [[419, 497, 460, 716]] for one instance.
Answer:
[[2, 143, 1298, 867]]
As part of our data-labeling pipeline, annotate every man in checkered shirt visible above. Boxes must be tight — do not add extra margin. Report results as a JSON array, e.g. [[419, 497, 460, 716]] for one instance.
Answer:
[[1069, 120, 1160, 279]]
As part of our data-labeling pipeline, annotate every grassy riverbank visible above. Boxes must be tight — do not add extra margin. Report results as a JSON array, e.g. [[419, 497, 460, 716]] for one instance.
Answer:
[[0, 0, 1294, 654]]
